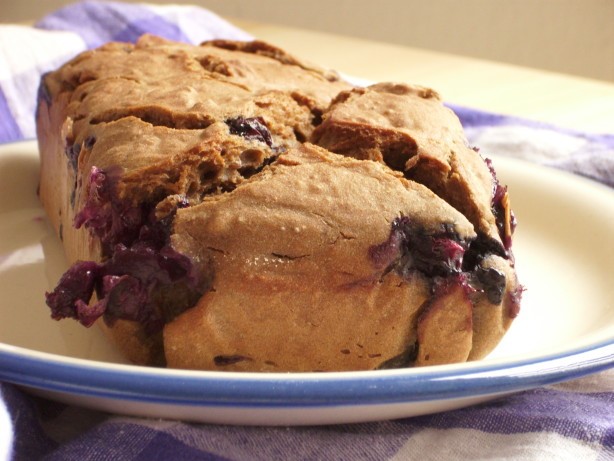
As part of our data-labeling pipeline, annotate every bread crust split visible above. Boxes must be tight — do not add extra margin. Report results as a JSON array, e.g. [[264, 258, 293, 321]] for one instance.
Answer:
[[38, 35, 521, 372]]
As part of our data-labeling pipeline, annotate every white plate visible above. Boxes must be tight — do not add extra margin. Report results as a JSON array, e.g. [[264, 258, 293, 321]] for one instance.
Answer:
[[0, 140, 612, 426]]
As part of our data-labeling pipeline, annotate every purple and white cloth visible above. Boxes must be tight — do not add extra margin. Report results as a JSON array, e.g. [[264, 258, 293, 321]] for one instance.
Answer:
[[0, 2, 612, 460]]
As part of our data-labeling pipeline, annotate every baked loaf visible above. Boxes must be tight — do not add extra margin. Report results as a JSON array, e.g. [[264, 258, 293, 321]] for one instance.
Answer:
[[37, 35, 521, 372]]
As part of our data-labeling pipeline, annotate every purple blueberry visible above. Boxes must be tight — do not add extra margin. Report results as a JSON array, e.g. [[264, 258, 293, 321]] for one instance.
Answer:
[[45, 261, 102, 323], [476, 266, 506, 304], [214, 355, 253, 366], [226, 116, 273, 147], [370, 216, 468, 279], [46, 167, 209, 332]]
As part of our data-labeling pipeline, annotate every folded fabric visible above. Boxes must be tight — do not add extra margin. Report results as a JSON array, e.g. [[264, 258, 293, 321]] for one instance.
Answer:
[[0, 2, 612, 460], [451, 105, 614, 187]]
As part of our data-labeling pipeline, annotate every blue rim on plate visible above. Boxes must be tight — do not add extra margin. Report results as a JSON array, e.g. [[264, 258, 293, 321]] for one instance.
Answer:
[[0, 339, 612, 408]]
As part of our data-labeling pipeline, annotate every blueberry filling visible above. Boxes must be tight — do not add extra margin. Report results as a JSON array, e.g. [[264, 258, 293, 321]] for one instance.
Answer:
[[371, 216, 511, 306], [46, 261, 102, 324], [463, 233, 506, 270], [369, 216, 467, 279], [46, 167, 206, 333], [226, 116, 273, 147], [369, 216, 518, 368], [475, 266, 506, 305], [74, 166, 151, 256], [65, 142, 81, 171], [376, 342, 418, 369], [84, 135, 96, 149], [430, 272, 474, 298], [46, 238, 205, 332], [214, 355, 253, 366]]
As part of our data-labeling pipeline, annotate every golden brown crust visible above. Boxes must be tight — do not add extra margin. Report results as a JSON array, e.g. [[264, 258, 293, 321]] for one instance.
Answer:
[[166, 144, 475, 371], [37, 35, 521, 372], [467, 254, 518, 360], [415, 281, 473, 366]]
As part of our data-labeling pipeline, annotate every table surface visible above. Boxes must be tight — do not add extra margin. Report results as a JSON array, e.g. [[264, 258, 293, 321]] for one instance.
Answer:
[[233, 19, 614, 134]]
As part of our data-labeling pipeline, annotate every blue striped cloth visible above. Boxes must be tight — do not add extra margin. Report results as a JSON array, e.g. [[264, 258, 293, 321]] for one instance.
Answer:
[[0, 2, 613, 460]]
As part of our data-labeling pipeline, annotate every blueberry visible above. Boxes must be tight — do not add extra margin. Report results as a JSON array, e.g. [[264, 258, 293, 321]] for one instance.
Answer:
[[370, 216, 468, 279], [226, 116, 273, 147], [368, 216, 409, 270], [98, 274, 148, 323], [371, 217, 518, 310], [376, 342, 418, 369], [214, 355, 253, 366], [84, 135, 96, 150], [65, 142, 81, 171], [476, 266, 506, 305], [463, 233, 506, 271], [45, 261, 102, 323]]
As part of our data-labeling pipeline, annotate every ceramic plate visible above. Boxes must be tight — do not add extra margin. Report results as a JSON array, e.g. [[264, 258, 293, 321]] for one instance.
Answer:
[[0, 141, 612, 426]]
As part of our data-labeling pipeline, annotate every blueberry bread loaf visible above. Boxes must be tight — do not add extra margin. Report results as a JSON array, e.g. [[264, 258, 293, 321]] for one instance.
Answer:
[[38, 35, 521, 372]]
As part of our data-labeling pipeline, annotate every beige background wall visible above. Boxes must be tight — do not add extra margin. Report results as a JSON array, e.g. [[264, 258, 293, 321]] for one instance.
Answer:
[[2, 0, 613, 82]]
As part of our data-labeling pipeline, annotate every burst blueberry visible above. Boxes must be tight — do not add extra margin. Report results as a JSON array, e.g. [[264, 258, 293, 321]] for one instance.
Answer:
[[45, 167, 208, 332], [226, 116, 273, 147], [476, 266, 506, 304], [369, 216, 468, 279]]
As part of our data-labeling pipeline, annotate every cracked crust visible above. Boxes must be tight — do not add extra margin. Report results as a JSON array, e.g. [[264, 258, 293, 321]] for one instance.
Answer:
[[38, 36, 521, 372], [312, 83, 501, 246]]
